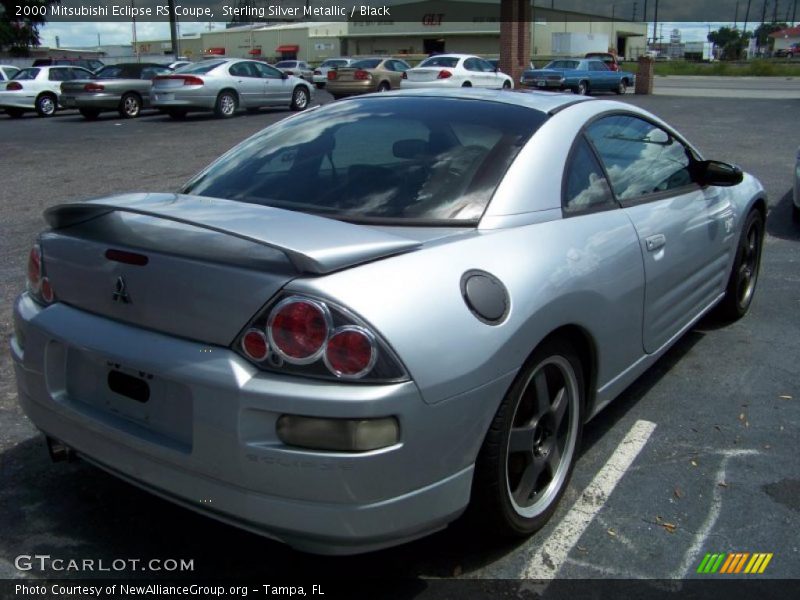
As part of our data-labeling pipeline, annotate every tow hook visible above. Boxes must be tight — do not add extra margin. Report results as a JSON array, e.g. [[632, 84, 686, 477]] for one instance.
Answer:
[[46, 436, 77, 463]]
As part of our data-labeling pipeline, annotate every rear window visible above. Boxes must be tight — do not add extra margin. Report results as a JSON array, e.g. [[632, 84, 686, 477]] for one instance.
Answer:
[[322, 59, 348, 67], [12, 68, 40, 80], [419, 56, 460, 68], [350, 59, 381, 69], [546, 60, 580, 69], [176, 61, 225, 74], [182, 97, 546, 224], [95, 65, 125, 78]]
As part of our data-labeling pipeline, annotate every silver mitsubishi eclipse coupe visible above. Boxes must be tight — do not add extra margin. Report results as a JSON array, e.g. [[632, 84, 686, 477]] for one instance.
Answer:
[[11, 89, 765, 555]]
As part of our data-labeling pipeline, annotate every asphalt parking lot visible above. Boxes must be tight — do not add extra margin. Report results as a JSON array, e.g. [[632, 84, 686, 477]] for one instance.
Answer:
[[1, 86, 798, 587]]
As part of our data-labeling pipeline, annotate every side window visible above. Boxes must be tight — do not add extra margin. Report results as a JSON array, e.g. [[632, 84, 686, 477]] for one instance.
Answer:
[[393, 60, 410, 72], [383, 61, 395, 72], [464, 58, 480, 71], [252, 62, 282, 79], [563, 136, 616, 214], [48, 69, 68, 81], [585, 115, 695, 202], [229, 62, 255, 78], [71, 68, 92, 79]]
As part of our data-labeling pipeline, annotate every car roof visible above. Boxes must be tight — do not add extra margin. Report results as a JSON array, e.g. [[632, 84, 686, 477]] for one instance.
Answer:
[[353, 87, 596, 114]]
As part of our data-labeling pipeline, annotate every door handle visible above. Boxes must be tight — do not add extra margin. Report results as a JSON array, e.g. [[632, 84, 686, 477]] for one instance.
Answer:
[[645, 234, 666, 252]]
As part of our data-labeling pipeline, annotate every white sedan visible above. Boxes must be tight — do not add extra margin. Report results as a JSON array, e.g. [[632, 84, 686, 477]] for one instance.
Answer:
[[1, 65, 94, 117], [401, 54, 514, 90]]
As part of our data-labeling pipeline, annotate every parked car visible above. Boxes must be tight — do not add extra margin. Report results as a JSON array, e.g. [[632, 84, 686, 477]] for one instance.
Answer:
[[169, 60, 193, 70], [60, 63, 173, 119], [794, 146, 800, 222], [273, 60, 314, 83], [585, 51, 620, 71], [150, 58, 313, 119], [326, 57, 410, 98], [12, 89, 765, 555], [520, 58, 635, 95], [0, 65, 94, 117], [0, 65, 20, 82], [312, 57, 356, 88], [775, 44, 800, 58], [402, 54, 514, 89], [32, 57, 105, 73]]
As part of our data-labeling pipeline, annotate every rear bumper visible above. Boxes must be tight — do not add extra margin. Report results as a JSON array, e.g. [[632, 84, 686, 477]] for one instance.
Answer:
[[325, 81, 376, 96], [151, 91, 217, 110], [10, 294, 500, 554], [60, 93, 120, 110], [0, 92, 35, 110], [400, 80, 461, 89]]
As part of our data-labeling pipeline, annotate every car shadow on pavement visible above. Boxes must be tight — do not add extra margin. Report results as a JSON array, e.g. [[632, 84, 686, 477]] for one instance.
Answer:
[[0, 330, 706, 583], [765, 189, 800, 242]]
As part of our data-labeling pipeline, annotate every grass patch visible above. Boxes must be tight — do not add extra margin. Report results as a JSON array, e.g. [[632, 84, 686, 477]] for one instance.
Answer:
[[625, 59, 800, 77]]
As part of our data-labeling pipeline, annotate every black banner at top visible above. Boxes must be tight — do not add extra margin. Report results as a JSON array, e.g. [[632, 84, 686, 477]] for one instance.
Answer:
[[1, 0, 780, 24]]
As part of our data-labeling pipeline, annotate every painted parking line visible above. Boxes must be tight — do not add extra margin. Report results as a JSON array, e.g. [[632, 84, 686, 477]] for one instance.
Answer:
[[475, 418, 657, 580]]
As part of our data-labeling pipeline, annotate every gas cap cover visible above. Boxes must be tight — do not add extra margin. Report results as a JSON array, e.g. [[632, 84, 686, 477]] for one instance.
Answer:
[[461, 270, 509, 325]]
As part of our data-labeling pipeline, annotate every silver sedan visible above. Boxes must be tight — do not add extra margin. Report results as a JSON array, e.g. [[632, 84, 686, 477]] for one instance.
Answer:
[[12, 89, 765, 555], [151, 58, 313, 119]]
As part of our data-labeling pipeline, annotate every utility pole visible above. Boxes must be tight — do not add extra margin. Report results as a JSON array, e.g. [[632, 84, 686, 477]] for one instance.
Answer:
[[654, 0, 660, 48], [167, 0, 178, 58], [772, 0, 779, 22], [735, 0, 739, 28], [743, 0, 752, 33]]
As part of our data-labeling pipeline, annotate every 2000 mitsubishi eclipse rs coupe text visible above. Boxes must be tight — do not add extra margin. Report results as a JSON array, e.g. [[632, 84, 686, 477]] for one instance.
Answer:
[[11, 89, 765, 555]]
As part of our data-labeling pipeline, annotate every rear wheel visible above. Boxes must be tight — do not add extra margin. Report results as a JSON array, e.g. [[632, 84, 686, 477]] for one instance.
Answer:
[[502, 80, 512, 90], [35, 93, 57, 117], [471, 338, 584, 537], [377, 81, 390, 92], [616, 79, 628, 94], [462, 81, 472, 87], [575, 81, 588, 96], [715, 209, 764, 321], [290, 86, 309, 111], [79, 108, 101, 120], [214, 90, 238, 118], [118, 92, 142, 118]]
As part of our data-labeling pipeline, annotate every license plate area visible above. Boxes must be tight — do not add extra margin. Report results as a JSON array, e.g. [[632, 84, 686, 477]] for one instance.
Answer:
[[49, 342, 193, 452]]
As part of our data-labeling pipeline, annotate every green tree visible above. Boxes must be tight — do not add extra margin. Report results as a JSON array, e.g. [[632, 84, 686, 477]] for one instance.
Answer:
[[0, 1, 54, 56], [707, 27, 750, 60]]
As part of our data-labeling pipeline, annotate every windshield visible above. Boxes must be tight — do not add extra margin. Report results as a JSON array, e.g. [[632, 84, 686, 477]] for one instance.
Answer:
[[182, 97, 546, 224], [419, 56, 460, 68], [350, 59, 381, 69], [545, 60, 580, 70]]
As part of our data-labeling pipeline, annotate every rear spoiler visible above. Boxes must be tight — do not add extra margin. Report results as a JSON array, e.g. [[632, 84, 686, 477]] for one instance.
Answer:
[[44, 193, 421, 274]]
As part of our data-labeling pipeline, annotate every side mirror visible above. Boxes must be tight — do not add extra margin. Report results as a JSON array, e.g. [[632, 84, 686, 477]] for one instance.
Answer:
[[692, 160, 744, 187]]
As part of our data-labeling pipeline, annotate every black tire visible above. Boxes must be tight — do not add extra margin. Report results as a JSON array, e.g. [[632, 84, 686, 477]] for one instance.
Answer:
[[35, 93, 57, 117], [6, 108, 24, 119], [471, 337, 585, 537], [575, 81, 588, 96], [79, 108, 101, 120], [616, 79, 628, 94], [502, 80, 512, 90], [377, 81, 390, 92], [715, 209, 764, 321], [214, 90, 238, 118], [290, 86, 310, 111], [118, 92, 142, 118], [166, 109, 187, 120], [462, 81, 472, 87]]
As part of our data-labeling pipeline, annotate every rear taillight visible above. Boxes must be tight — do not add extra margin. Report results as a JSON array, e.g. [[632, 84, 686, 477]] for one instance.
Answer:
[[354, 69, 371, 81], [268, 297, 331, 363], [27, 243, 55, 305], [155, 75, 203, 86], [242, 329, 269, 361], [324, 327, 377, 378], [27, 245, 41, 294], [327, 70, 338, 81], [84, 83, 104, 92], [6, 81, 22, 91], [235, 294, 406, 382], [437, 70, 453, 79]]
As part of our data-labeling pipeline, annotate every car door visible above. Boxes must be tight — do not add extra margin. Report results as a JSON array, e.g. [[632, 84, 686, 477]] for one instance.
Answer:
[[462, 57, 488, 87], [253, 62, 290, 105], [228, 61, 265, 107], [588, 61, 612, 91], [388, 60, 410, 88], [586, 114, 736, 354]]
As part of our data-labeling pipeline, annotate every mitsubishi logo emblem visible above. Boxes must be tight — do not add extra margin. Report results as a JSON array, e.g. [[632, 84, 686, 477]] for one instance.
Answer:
[[112, 276, 131, 304]]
